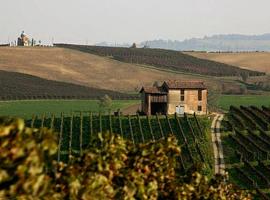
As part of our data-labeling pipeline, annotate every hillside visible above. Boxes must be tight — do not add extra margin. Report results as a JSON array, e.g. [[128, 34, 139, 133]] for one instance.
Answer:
[[185, 52, 270, 74], [0, 70, 131, 100], [140, 33, 270, 52], [55, 44, 264, 77], [0, 46, 233, 93]]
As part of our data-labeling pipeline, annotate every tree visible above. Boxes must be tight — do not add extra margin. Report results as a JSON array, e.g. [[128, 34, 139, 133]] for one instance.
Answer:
[[207, 88, 221, 111], [131, 43, 137, 48], [31, 38, 36, 46], [240, 72, 249, 82], [98, 94, 112, 111]]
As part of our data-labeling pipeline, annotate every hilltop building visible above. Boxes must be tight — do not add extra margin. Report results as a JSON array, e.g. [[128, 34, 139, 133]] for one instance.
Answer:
[[140, 80, 208, 115], [17, 31, 30, 46]]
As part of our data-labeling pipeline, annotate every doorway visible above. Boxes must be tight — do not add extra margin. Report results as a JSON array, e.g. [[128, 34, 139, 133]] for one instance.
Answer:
[[151, 102, 167, 115], [176, 105, 185, 115]]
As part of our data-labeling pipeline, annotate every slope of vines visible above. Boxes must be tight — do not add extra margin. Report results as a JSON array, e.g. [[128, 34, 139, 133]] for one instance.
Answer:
[[26, 113, 213, 176], [222, 105, 270, 199], [54, 44, 265, 77]]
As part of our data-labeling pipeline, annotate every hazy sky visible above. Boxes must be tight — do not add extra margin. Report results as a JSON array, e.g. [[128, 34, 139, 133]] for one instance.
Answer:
[[1, 0, 270, 44]]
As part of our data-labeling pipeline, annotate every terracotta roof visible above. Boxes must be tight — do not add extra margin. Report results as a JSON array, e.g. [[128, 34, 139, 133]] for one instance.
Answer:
[[140, 86, 167, 94], [164, 80, 207, 89]]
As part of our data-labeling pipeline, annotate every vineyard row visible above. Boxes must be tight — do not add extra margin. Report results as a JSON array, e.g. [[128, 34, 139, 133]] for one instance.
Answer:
[[27, 113, 213, 172]]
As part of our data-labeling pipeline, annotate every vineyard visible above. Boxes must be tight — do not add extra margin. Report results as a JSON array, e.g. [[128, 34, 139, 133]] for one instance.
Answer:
[[0, 70, 139, 101], [55, 43, 265, 77], [222, 105, 270, 199], [26, 113, 213, 176]]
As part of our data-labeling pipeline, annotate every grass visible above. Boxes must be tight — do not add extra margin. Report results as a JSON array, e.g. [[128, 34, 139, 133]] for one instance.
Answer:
[[217, 95, 270, 110], [0, 100, 139, 119], [1, 95, 269, 118]]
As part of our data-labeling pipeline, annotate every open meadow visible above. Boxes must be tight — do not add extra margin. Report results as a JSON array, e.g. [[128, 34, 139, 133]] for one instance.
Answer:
[[1, 95, 269, 119], [0, 100, 139, 119], [217, 95, 270, 111]]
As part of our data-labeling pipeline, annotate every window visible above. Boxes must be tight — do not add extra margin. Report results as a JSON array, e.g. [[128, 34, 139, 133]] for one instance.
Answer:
[[180, 89, 185, 101], [198, 105, 202, 112], [198, 89, 202, 101]]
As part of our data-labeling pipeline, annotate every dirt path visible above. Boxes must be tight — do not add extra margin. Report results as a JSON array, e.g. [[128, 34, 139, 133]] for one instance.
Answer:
[[122, 104, 140, 115], [211, 113, 225, 175]]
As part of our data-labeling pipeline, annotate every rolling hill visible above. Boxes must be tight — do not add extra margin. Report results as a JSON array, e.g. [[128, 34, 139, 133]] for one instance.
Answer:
[[0, 70, 131, 100], [0, 46, 232, 93], [185, 52, 270, 74], [54, 44, 264, 77], [140, 33, 270, 52]]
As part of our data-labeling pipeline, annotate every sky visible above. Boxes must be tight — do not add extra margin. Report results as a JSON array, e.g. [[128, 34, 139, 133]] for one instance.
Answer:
[[1, 0, 270, 45]]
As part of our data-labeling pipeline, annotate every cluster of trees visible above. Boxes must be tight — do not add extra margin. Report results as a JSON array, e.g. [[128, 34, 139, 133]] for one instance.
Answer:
[[0, 117, 251, 199], [55, 44, 265, 77]]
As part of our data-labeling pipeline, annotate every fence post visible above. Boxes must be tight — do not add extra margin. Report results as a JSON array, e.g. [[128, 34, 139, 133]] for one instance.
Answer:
[[58, 112, 64, 162], [69, 112, 74, 159], [80, 112, 83, 156]]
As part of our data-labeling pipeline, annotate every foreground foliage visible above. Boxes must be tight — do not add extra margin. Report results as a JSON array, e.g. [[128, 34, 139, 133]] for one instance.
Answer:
[[0, 117, 251, 199]]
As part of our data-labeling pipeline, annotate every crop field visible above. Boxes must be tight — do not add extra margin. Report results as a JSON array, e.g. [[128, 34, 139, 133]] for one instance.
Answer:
[[221, 106, 270, 199], [0, 100, 139, 119], [217, 95, 270, 110], [26, 113, 213, 176]]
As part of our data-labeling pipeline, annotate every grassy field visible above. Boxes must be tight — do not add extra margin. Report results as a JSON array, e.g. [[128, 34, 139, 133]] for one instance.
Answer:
[[0, 95, 269, 118], [0, 100, 139, 119], [217, 95, 270, 110]]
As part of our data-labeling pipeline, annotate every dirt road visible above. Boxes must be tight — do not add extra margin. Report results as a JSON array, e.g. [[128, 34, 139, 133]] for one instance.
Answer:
[[211, 113, 225, 175]]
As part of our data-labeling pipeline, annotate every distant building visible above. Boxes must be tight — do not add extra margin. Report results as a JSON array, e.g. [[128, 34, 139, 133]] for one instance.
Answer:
[[17, 31, 30, 46], [140, 80, 208, 115]]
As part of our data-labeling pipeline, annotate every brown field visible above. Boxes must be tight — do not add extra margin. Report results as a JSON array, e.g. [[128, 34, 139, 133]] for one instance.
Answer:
[[0, 47, 226, 92], [186, 52, 270, 74]]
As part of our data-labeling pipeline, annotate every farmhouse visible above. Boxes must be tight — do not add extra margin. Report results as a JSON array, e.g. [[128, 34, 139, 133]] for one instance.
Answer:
[[140, 80, 207, 115]]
